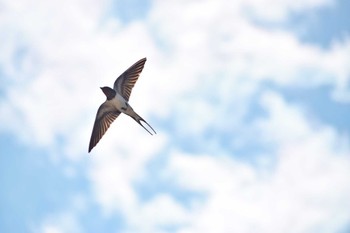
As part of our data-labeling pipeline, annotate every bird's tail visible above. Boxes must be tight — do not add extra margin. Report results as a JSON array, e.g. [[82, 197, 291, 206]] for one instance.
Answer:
[[131, 112, 156, 135]]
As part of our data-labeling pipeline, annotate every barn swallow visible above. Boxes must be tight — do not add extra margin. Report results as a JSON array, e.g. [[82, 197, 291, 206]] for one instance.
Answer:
[[88, 57, 156, 153]]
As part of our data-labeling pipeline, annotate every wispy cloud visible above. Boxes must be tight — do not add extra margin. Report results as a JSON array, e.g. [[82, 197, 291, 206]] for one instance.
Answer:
[[0, 0, 349, 232]]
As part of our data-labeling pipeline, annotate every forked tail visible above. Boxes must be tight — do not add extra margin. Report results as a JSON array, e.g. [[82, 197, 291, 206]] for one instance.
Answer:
[[132, 113, 156, 135]]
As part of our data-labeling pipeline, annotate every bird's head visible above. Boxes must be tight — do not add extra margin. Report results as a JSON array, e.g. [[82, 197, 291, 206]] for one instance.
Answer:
[[100, 86, 116, 100]]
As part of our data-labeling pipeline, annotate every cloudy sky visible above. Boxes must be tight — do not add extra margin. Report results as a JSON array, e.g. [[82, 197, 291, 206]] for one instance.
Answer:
[[1, 0, 350, 232]]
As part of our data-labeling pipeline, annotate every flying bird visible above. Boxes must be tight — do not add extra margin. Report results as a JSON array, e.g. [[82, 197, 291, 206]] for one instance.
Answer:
[[88, 57, 156, 153]]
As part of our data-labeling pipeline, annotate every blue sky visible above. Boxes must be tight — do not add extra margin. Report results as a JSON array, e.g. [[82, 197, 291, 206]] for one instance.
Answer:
[[0, 0, 350, 233]]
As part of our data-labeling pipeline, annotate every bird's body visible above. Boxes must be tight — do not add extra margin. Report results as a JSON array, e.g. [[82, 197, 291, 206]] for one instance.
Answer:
[[111, 93, 128, 111], [88, 57, 156, 153], [107, 93, 137, 119]]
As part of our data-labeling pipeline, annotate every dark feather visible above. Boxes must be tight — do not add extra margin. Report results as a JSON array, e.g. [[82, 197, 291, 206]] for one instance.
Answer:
[[88, 102, 121, 152], [113, 57, 147, 101]]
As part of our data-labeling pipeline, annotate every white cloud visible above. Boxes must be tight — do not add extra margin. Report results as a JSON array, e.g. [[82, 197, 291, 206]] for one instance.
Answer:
[[34, 212, 82, 233], [126, 194, 190, 233], [1, 0, 349, 153], [243, 0, 333, 21], [0, 0, 350, 232], [88, 130, 167, 214], [0, 0, 160, 159], [164, 92, 350, 233]]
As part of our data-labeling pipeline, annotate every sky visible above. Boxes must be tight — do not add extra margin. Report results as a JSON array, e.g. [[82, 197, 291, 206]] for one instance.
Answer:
[[0, 0, 350, 232]]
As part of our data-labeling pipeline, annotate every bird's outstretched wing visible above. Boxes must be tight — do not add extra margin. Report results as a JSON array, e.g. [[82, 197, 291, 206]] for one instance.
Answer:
[[113, 57, 147, 101], [89, 102, 121, 152]]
